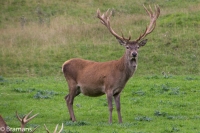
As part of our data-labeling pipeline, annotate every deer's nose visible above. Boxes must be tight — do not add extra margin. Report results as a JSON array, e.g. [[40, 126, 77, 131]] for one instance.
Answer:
[[132, 52, 137, 57]]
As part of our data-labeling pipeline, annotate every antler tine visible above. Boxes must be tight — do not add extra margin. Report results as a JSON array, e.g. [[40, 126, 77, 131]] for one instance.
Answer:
[[53, 124, 58, 133], [155, 4, 160, 18], [44, 124, 50, 133], [44, 123, 64, 133], [122, 32, 131, 41], [144, 5, 153, 17], [23, 110, 39, 123], [135, 4, 160, 42], [105, 9, 112, 19], [16, 110, 39, 133], [16, 111, 22, 122], [30, 125, 40, 133], [97, 8, 110, 27], [56, 123, 64, 133], [16, 110, 38, 124], [97, 8, 131, 43]]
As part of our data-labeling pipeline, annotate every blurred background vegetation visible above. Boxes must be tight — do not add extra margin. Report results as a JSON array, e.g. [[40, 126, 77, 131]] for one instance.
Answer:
[[0, 0, 199, 77]]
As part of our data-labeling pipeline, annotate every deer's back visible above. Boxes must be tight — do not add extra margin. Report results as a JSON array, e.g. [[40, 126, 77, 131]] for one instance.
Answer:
[[62, 58, 120, 80]]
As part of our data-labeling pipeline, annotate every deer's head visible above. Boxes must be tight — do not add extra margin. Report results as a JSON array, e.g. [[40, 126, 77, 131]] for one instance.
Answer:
[[97, 5, 160, 60], [117, 39, 147, 60]]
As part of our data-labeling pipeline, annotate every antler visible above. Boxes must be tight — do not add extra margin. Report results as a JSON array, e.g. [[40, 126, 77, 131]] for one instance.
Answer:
[[97, 5, 160, 44], [16, 110, 39, 133], [135, 4, 160, 42], [97, 8, 131, 44], [44, 123, 64, 133]]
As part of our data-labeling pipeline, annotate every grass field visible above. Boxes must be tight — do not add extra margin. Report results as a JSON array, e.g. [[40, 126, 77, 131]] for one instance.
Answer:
[[0, 0, 200, 133], [0, 75, 199, 133]]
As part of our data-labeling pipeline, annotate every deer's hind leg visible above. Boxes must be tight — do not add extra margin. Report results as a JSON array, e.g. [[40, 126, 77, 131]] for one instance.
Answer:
[[65, 80, 80, 122]]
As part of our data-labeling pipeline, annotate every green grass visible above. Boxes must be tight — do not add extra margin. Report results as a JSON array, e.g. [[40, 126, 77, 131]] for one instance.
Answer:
[[0, 75, 200, 132]]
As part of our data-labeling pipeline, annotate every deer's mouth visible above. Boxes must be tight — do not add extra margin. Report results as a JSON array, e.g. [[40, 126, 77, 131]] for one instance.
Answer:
[[130, 57, 136, 61]]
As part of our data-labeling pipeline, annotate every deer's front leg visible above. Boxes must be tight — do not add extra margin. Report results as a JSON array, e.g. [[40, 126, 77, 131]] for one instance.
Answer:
[[114, 93, 122, 123], [106, 91, 113, 123]]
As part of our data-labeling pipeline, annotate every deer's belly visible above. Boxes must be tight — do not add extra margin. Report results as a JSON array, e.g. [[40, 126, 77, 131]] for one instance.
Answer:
[[78, 83, 105, 97]]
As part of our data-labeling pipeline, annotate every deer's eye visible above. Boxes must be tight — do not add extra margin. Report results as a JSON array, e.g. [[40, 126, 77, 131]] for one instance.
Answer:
[[126, 46, 130, 49]]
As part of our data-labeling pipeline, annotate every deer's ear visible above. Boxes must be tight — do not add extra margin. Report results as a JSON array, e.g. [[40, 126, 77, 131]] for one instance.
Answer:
[[116, 38, 127, 46], [139, 39, 148, 47]]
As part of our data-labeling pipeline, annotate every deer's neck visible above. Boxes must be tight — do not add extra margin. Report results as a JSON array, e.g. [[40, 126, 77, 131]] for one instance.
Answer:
[[117, 51, 137, 80]]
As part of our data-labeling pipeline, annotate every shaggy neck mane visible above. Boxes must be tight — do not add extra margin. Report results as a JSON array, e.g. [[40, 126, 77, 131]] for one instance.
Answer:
[[115, 52, 137, 81]]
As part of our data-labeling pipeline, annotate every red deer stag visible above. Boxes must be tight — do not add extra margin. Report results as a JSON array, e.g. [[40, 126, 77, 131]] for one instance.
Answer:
[[62, 5, 160, 123]]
